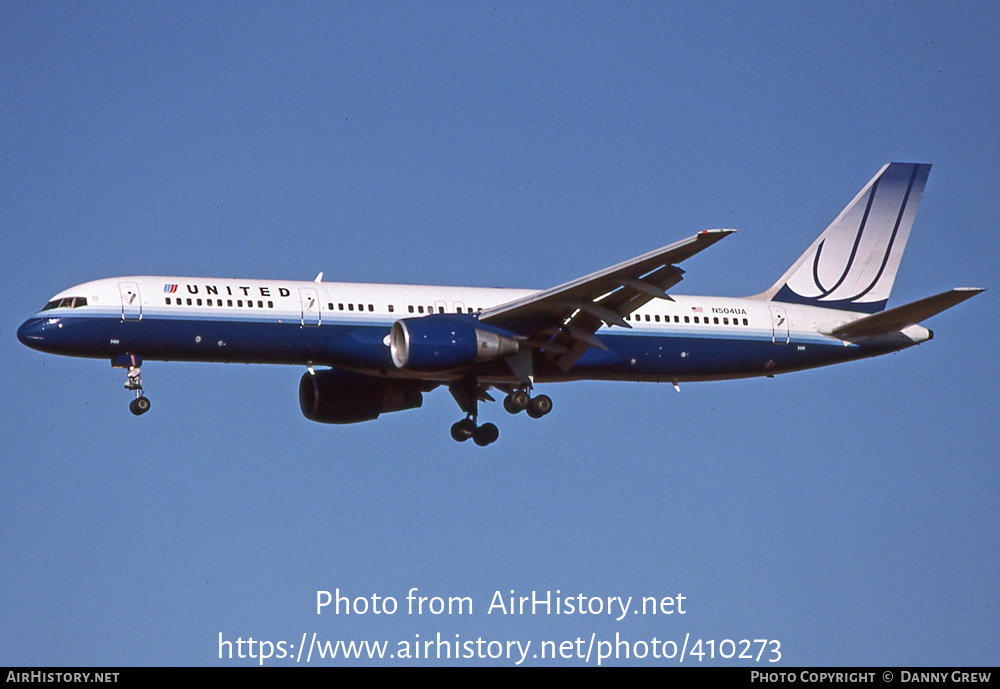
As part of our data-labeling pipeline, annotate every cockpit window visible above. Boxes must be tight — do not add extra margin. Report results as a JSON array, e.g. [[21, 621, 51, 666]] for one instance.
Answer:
[[40, 296, 87, 311]]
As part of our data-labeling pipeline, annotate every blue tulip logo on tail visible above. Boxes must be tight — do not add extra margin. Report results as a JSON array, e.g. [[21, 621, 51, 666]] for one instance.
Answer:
[[762, 163, 931, 314]]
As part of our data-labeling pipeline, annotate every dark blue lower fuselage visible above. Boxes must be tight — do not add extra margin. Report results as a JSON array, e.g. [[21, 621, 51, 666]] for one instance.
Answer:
[[16, 311, 897, 383]]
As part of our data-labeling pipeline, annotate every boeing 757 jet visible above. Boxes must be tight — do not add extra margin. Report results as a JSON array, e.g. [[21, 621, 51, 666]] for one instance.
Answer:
[[17, 163, 982, 445]]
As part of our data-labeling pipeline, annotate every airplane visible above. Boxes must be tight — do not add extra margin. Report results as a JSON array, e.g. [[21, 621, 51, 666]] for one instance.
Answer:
[[17, 163, 983, 446]]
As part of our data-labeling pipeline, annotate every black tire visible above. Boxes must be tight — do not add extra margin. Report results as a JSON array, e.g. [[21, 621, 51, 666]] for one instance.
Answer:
[[504, 390, 530, 414], [473, 422, 499, 446], [503, 390, 528, 414], [451, 419, 475, 442], [135, 396, 150, 414], [528, 394, 552, 418]]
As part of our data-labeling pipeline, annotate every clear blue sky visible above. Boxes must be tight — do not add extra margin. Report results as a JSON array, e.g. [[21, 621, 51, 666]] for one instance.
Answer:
[[2, 1, 997, 666]]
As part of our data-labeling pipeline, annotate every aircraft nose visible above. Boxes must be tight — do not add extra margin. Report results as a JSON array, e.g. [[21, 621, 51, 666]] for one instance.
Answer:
[[17, 318, 47, 349]]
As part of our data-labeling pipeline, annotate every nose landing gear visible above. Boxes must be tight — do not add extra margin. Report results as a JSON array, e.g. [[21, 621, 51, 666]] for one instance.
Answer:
[[125, 365, 151, 416], [116, 356, 151, 416]]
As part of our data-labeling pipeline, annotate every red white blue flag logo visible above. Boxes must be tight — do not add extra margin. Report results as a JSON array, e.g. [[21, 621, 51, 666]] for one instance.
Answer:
[[163, 284, 178, 293]]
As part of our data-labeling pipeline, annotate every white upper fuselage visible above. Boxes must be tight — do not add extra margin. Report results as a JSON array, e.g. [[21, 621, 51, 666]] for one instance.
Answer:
[[43, 274, 839, 339]]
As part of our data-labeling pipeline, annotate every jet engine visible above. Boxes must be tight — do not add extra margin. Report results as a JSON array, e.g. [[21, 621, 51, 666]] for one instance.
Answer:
[[299, 369, 423, 424], [389, 317, 519, 372]]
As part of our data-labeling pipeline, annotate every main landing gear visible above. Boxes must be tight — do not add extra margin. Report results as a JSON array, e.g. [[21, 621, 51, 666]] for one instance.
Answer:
[[450, 418, 500, 446], [447, 379, 554, 446], [124, 364, 150, 416], [503, 389, 552, 419]]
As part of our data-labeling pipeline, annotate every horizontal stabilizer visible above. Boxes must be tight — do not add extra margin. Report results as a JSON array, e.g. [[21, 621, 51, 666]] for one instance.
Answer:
[[827, 288, 984, 340]]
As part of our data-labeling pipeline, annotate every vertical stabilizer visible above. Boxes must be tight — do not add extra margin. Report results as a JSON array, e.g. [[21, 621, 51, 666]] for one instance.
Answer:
[[759, 163, 931, 313]]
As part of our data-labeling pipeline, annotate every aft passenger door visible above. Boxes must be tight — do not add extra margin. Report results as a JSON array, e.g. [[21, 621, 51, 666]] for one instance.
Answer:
[[299, 287, 321, 326], [118, 281, 142, 320], [769, 305, 789, 344]]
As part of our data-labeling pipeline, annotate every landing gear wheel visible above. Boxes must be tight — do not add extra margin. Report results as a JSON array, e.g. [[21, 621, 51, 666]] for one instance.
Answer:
[[527, 394, 552, 419], [450, 419, 476, 442], [129, 396, 151, 416], [503, 390, 530, 414], [473, 422, 499, 446]]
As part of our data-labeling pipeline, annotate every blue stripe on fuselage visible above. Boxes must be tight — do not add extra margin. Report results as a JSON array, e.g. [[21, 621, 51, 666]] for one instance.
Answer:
[[17, 311, 880, 381]]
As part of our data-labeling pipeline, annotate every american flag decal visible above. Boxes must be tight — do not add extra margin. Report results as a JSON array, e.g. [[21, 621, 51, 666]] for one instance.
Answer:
[[691, 306, 703, 313], [163, 284, 178, 293]]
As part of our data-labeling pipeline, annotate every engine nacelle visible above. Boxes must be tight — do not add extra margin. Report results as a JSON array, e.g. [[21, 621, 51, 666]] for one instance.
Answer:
[[389, 317, 519, 372], [299, 369, 423, 424]]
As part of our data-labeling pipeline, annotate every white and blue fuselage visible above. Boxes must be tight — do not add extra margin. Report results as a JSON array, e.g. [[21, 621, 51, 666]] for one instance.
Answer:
[[16, 275, 922, 383]]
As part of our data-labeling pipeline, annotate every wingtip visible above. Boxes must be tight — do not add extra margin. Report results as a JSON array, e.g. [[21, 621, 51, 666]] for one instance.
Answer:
[[953, 287, 986, 296]]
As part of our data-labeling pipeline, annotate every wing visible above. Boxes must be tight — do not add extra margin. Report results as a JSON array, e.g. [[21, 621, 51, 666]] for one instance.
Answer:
[[480, 229, 736, 370]]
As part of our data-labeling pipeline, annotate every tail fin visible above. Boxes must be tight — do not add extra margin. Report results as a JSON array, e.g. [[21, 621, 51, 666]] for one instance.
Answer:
[[757, 163, 931, 313]]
